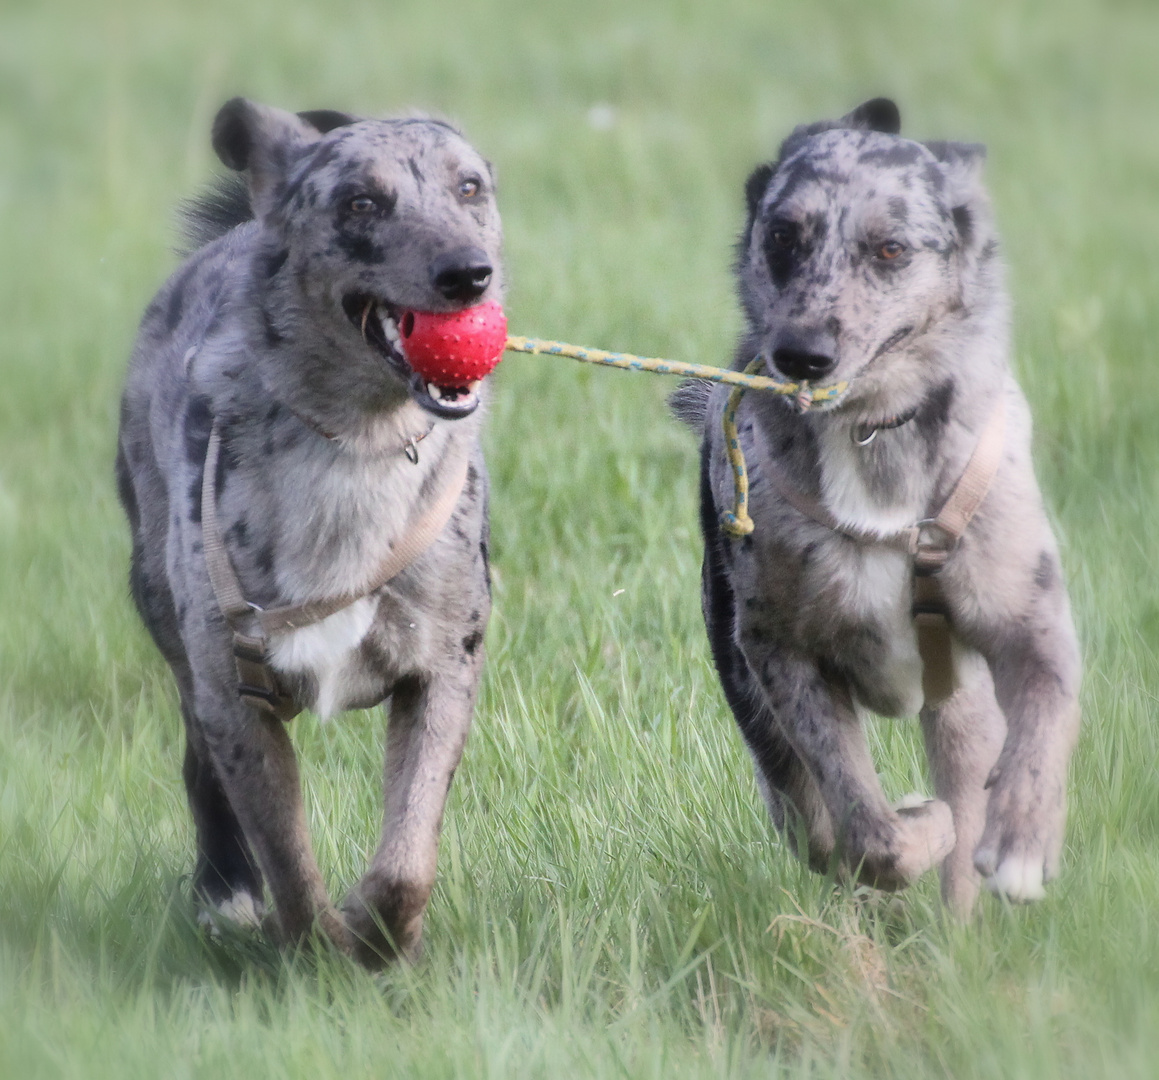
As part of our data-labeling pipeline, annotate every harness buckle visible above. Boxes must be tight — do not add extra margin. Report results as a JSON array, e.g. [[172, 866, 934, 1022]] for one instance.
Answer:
[[911, 518, 956, 575]]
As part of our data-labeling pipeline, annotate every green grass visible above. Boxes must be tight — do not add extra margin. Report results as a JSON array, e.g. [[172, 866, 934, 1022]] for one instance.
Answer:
[[2, 0, 1158, 1075]]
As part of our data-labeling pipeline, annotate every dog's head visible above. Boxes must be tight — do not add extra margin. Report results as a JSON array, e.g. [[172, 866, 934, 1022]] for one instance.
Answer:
[[738, 99, 1000, 411], [212, 98, 504, 419]]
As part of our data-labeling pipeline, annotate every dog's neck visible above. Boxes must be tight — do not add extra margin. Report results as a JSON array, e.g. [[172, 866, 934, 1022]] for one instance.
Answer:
[[814, 377, 1004, 537]]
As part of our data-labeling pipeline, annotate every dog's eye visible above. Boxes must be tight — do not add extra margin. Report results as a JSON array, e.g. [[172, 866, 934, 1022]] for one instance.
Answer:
[[876, 240, 905, 260], [458, 177, 482, 198], [349, 196, 378, 213], [769, 226, 796, 248]]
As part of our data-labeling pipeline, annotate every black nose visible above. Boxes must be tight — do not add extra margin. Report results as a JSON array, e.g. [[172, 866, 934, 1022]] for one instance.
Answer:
[[430, 247, 493, 302], [771, 327, 838, 381]]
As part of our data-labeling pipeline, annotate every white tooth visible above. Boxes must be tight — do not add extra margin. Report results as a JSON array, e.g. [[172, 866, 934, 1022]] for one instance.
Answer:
[[378, 307, 400, 344]]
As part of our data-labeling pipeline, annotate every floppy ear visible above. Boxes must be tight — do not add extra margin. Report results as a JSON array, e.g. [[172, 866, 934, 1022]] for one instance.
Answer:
[[925, 141, 988, 246], [296, 108, 358, 134], [777, 97, 902, 161], [924, 141, 986, 202], [211, 98, 325, 217], [840, 97, 901, 135]]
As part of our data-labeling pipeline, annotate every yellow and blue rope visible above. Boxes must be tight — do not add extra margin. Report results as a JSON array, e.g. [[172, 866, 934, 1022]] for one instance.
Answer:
[[503, 336, 846, 538]]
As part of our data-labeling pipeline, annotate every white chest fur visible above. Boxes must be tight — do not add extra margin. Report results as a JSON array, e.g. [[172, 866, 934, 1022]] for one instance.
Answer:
[[816, 427, 926, 717], [816, 426, 925, 538], [267, 597, 378, 720]]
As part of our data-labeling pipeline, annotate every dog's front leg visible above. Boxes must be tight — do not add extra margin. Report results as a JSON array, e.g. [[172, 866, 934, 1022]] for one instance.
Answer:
[[920, 643, 1007, 917], [189, 669, 348, 950], [342, 656, 481, 967], [974, 605, 1081, 902], [740, 637, 955, 890]]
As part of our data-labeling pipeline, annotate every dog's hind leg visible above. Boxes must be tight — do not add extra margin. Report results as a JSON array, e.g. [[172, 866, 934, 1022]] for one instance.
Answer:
[[701, 529, 836, 869], [342, 659, 481, 967], [920, 642, 1006, 917]]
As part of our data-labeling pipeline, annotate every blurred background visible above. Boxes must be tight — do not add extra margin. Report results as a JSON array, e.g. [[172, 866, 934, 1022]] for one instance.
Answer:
[[2, 1, 1158, 1076]]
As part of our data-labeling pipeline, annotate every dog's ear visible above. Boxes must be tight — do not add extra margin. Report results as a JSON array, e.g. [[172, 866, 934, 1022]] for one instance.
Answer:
[[296, 109, 358, 134], [212, 98, 325, 218], [925, 141, 986, 201], [925, 141, 988, 246], [777, 98, 901, 162], [840, 98, 901, 135]]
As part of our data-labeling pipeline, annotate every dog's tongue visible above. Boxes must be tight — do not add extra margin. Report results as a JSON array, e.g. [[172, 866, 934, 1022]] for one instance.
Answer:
[[399, 301, 507, 387]]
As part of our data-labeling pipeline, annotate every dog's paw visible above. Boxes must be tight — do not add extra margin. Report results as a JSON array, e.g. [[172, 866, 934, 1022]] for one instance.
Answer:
[[890, 796, 956, 883], [974, 770, 1065, 903], [197, 891, 266, 935], [976, 852, 1046, 902], [857, 797, 955, 890]]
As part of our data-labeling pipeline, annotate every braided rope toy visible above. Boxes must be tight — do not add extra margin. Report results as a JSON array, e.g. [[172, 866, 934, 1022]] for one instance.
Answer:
[[504, 337, 847, 538], [394, 305, 847, 541]]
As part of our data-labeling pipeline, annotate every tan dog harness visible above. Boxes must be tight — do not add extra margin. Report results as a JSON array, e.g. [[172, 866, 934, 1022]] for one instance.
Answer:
[[754, 398, 1007, 707], [200, 421, 469, 720]]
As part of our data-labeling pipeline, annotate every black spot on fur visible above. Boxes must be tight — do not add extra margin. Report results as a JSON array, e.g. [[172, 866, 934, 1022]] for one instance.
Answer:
[[916, 381, 955, 444], [227, 517, 250, 549], [184, 396, 214, 467], [952, 205, 973, 245], [279, 139, 345, 210], [479, 536, 491, 592], [888, 197, 908, 223], [263, 248, 289, 278], [408, 157, 425, 185], [257, 543, 275, 575], [334, 233, 386, 264], [462, 631, 482, 656], [1034, 552, 1055, 591]]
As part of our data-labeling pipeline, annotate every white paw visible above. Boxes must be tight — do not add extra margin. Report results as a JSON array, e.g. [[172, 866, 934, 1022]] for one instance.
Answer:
[[893, 792, 934, 811], [983, 856, 1046, 902], [197, 891, 265, 933]]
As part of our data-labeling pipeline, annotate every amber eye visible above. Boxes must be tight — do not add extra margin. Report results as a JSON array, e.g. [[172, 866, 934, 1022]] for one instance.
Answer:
[[459, 177, 481, 198], [877, 240, 905, 260], [349, 196, 377, 213]]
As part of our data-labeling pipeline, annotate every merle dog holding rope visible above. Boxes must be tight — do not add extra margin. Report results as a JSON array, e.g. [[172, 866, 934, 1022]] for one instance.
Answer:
[[673, 99, 1080, 914], [116, 98, 501, 963]]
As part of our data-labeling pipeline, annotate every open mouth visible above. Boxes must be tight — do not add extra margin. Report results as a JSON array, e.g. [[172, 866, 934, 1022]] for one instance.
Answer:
[[342, 293, 482, 419]]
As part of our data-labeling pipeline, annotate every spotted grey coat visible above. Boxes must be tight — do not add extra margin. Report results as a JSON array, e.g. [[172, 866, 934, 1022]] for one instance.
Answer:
[[116, 98, 503, 964], [675, 99, 1080, 914]]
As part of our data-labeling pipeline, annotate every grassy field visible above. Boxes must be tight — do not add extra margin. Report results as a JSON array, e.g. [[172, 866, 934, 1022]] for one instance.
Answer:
[[2, 0, 1158, 1075]]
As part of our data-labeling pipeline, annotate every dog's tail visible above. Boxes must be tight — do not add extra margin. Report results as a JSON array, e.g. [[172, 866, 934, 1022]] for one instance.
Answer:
[[668, 378, 712, 430], [178, 174, 253, 252]]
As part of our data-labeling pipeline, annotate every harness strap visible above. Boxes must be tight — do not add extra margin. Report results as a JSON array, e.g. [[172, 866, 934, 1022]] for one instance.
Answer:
[[201, 421, 469, 718], [739, 396, 1007, 708]]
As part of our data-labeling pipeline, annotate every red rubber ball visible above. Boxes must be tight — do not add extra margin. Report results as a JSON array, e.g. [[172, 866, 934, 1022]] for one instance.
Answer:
[[399, 301, 507, 386]]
